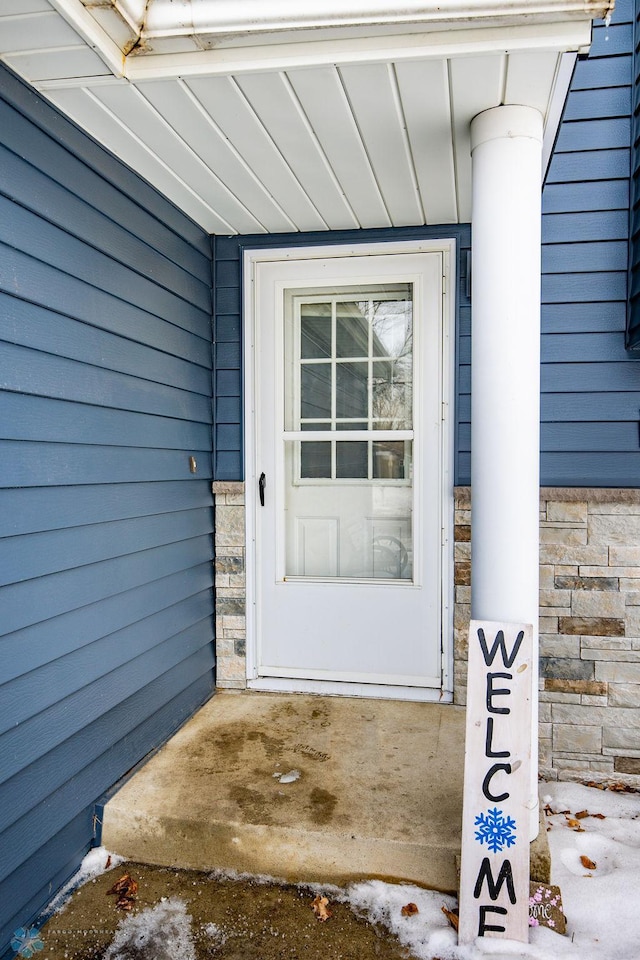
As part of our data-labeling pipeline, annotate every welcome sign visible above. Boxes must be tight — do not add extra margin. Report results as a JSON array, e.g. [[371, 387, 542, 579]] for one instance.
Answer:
[[458, 620, 533, 945]]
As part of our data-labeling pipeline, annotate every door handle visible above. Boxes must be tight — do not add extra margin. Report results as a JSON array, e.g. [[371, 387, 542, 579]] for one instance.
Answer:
[[259, 472, 266, 506]]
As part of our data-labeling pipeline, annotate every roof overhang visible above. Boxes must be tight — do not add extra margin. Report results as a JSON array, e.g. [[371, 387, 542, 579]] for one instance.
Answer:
[[1, 0, 613, 233]]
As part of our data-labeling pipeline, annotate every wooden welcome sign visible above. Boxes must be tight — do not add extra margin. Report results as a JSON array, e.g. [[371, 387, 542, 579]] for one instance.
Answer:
[[458, 620, 533, 945]]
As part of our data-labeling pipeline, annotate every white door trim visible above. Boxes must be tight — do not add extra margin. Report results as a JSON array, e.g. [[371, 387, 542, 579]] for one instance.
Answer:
[[243, 239, 456, 701]]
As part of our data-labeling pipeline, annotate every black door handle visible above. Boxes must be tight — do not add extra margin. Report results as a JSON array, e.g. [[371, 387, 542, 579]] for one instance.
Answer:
[[259, 472, 266, 506]]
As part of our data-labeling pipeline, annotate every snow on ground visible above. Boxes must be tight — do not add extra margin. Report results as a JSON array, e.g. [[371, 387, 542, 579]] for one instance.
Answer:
[[44, 848, 125, 916], [347, 781, 640, 960], [103, 899, 196, 960], [42, 782, 640, 960]]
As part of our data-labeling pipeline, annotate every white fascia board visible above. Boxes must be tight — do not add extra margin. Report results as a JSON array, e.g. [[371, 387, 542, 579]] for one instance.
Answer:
[[543, 50, 577, 174], [116, 1, 149, 33], [123, 18, 594, 81], [144, 0, 612, 36]]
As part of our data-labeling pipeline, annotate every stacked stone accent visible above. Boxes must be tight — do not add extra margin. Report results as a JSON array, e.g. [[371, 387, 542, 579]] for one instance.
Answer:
[[211, 482, 639, 783], [454, 487, 640, 789], [212, 481, 247, 688]]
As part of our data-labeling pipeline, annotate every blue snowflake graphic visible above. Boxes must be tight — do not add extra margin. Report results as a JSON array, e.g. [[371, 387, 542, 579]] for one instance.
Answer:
[[474, 807, 517, 853], [11, 927, 44, 959]]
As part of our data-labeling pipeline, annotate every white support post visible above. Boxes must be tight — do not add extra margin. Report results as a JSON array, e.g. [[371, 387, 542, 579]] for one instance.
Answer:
[[470, 105, 543, 840]]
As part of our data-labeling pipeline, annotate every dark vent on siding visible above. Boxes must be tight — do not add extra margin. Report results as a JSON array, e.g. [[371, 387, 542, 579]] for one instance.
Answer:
[[628, 0, 640, 347]]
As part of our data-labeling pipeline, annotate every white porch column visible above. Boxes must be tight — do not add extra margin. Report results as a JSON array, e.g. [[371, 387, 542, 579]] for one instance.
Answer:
[[470, 105, 543, 839]]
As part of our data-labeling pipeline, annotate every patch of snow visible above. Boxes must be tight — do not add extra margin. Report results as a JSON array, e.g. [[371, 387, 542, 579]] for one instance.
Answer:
[[201, 922, 227, 947], [104, 898, 196, 960], [44, 847, 125, 916], [347, 881, 466, 960], [345, 782, 640, 960]]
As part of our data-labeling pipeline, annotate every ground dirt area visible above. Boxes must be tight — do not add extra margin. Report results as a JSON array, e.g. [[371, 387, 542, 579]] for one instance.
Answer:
[[39, 862, 415, 960]]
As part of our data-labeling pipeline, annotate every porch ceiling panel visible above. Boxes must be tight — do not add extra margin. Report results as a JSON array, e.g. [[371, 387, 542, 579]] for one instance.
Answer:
[[0, 0, 605, 233]]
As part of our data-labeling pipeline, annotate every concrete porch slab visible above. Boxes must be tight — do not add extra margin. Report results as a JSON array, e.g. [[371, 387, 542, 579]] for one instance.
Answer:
[[102, 692, 467, 892]]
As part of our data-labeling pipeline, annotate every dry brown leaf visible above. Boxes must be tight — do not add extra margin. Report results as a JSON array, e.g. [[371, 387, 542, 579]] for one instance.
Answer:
[[107, 874, 133, 896], [565, 817, 585, 832], [105, 855, 112, 870], [441, 905, 459, 931], [580, 855, 597, 870], [575, 810, 589, 819], [116, 897, 136, 911], [401, 903, 419, 917], [107, 874, 138, 909], [311, 895, 332, 921], [592, 813, 606, 820]]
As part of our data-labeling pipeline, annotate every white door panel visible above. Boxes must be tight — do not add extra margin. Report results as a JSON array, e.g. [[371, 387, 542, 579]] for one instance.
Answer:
[[249, 249, 447, 692]]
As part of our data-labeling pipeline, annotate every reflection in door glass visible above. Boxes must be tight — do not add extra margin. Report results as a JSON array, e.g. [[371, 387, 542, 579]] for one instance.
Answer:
[[284, 283, 414, 580]]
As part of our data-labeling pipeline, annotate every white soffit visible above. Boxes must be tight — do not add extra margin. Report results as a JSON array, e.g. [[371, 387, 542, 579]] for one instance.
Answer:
[[0, 0, 611, 233]]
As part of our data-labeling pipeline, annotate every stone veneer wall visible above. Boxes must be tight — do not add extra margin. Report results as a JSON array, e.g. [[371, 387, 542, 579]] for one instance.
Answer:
[[212, 482, 247, 688], [455, 487, 640, 789], [212, 481, 640, 787]]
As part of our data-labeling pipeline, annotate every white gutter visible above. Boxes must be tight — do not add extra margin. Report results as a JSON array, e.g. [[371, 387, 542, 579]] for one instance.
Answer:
[[117, 19, 593, 81], [144, 0, 613, 36]]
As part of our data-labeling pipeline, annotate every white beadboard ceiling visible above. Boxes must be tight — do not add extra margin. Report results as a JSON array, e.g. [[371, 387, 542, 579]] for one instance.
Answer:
[[0, 0, 609, 233]]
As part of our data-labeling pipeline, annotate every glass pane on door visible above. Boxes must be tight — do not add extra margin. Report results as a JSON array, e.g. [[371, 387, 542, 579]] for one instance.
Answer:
[[283, 283, 414, 581]]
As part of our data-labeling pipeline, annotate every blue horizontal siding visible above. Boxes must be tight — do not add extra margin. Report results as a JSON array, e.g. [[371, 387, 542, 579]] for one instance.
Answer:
[[0, 393, 211, 450], [0, 667, 213, 955], [0, 661, 213, 840], [3, 536, 213, 636], [0, 142, 211, 311], [572, 54, 632, 90], [542, 240, 628, 273], [0, 482, 212, 537], [0, 196, 211, 332], [0, 249, 210, 365], [0, 61, 214, 951], [212, 224, 471, 481], [2, 563, 214, 685], [534, 0, 640, 487], [541, 209, 629, 242], [458, 391, 640, 422], [0, 653, 215, 892], [546, 148, 630, 183], [0, 67, 210, 260], [458, 451, 640, 487], [0, 627, 213, 797], [0, 439, 211, 486], [627, 0, 640, 346], [1, 342, 211, 421], [0, 508, 213, 586], [541, 300, 626, 333], [1, 294, 211, 389]]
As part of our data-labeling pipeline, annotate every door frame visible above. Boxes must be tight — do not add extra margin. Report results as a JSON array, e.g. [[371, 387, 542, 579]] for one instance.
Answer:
[[243, 239, 456, 701]]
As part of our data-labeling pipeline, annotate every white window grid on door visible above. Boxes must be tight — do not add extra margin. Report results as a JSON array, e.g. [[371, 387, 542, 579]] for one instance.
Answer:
[[287, 287, 414, 486]]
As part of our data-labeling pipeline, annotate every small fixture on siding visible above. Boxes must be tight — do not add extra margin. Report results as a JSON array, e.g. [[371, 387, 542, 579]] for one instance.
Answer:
[[189, 456, 197, 473]]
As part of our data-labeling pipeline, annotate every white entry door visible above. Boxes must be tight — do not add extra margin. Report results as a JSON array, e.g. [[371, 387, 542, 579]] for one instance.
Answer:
[[248, 247, 450, 695]]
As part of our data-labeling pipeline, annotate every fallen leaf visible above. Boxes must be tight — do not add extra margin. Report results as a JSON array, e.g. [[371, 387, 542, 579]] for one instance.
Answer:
[[580, 855, 597, 870], [116, 897, 136, 911], [592, 813, 606, 820], [311, 895, 332, 921], [401, 903, 419, 917], [107, 874, 138, 909], [565, 817, 585, 832], [105, 855, 112, 870], [575, 810, 589, 819], [441, 905, 459, 931]]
